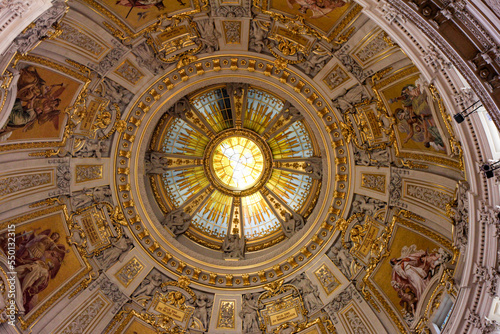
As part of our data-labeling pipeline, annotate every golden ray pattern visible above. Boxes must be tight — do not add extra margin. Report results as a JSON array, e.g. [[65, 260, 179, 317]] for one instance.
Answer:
[[191, 190, 233, 238], [266, 170, 312, 211], [191, 87, 233, 132], [161, 118, 209, 156], [162, 167, 208, 208], [242, 192, 281, 239], [244, 88, 284, 134], [268, 121, 313, 159]]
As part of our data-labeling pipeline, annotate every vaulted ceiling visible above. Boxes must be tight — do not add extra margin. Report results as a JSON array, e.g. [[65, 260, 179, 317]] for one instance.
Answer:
[[0, 1, 499, 333]]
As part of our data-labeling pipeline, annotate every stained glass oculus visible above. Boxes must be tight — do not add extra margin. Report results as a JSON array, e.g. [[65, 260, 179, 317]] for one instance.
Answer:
[[212, 137, 264, 190], [150, 84, 322, 250]]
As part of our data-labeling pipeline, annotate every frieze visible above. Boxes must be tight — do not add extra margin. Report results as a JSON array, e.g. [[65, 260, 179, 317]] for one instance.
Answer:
[[59, 294, 108, 334], [0, 171, 52, 198], [56, 21, 107, 59], [361, 173, 386, 193], [89, 275, 128, 313], [75, 164, 103, 183]]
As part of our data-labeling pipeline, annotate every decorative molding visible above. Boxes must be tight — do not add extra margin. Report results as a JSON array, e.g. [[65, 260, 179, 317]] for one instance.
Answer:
[[216, 300, 235, 329], [8, 0, 67, 55], [361, 173, 386, 193], [88, 45, 127, 76], [339, 303, 374, 334], [75, 164, 103, 183], [423, 45, 452, 70], [56, 21, 106, 58], [114, 257, 144, 288], [405, 183, 453, 211], [314, 264, 340, 295], [113, 59, 144, 85], [323, 64, 349, 91], [59, 294, 108, 334], [89, 275, 128, 313], [222, 20, 241, 44], [0, 171, 51, 198]]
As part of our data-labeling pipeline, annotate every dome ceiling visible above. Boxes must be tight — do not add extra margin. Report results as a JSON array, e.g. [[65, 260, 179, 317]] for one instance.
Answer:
[[0, 1, 499, 334], [147, 84, 322, 251]]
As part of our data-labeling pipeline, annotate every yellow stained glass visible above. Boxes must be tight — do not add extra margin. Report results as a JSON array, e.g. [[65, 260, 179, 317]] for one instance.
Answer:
[[212, 137, 264, 190]]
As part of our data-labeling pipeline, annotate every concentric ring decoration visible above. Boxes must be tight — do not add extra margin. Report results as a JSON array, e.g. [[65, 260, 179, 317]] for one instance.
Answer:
[[203, 128, 273, 197], [114, 54, 352, 290]]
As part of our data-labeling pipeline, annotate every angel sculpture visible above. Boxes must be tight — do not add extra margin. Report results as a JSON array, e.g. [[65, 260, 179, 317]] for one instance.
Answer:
[[222, 233, 245, 259]]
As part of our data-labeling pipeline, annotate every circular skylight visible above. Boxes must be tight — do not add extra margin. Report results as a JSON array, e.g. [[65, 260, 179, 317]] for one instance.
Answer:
[[212, 136, 264, 190], [148, 84, 322, 251]]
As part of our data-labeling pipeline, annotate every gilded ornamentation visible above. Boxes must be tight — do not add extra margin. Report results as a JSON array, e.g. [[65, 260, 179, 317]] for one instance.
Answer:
[[91, 108, 112, 132], [75, 164, 103, 183], [361, 173, 386, 193], [222, 21, 241, 44], [257, 280, 307, 333], [314, 264, 340, 295], [114, 55, 347, 289], [114, 59, 144, 85], [118, 276, 199, 332], [263, 279, 285, 297], [115, 257, 144, 287], [328, 4, 363, 40], [217, 300, 235, 329]]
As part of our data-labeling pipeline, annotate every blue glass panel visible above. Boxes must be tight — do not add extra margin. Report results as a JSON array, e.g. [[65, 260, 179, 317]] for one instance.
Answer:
[[161, 118, 208, 156], [244, 88, 284, 134], [191, 191, 232, 238], [268, 121, 313, 159], [161, 167, 208, 208], [242, 192, 281, 240], [191, 87, 233, 132], [266, 170, 312, 211]]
